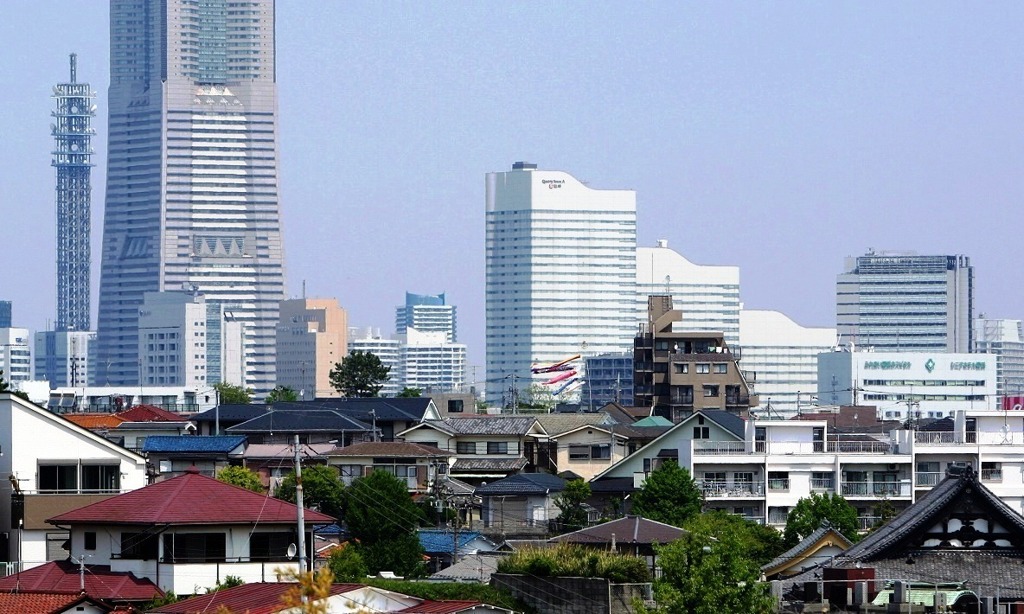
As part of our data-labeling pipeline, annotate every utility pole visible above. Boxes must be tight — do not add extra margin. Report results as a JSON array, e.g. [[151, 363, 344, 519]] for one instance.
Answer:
[[293, 434, 307, 573]]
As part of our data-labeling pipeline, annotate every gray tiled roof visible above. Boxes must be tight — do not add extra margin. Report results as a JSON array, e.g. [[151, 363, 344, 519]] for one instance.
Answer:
[[535, 413, 616, 437], [439, 416, 541, 436], [549, 515, 685, 546], [475, 472, 566, 496], [762, 522, 853, 573], [451, 457, 528, 472], [700, 410, 745, 439], [226, 410, 372, 433], [429, 553, 504, 583]]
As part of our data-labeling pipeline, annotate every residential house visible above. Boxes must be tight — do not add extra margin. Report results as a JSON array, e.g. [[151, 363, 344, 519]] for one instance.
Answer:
[[0, 592, 115, 614], [398, 416, 547, 484], [326, 441, 452, 491], [0, 560, 162, 608], [192, 403, 269, 436], [46, 466, 334, 595], [142, 435, 248, 481], [226, 408, 374, 446], [760, 521, 853, 580], [147, 581, 514, 613], [281, 397, 441, 441], [548, 515, 685, 574], [476, 472, 567, 537], [0, 392, 147, 571], [418, 529, 499, 572], [428, 552, 504, 584], [244, 442, 333, 490], [533, 414, 630, 481]]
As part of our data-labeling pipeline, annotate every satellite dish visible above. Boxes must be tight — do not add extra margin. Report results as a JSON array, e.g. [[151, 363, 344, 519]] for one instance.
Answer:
[[286, 543, 297, 560]]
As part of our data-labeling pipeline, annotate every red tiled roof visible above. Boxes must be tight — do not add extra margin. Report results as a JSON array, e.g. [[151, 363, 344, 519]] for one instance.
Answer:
[[150, 582, 364, 614], [400, 600, 483, 613], [0, 561, 161, 601], [116, 404, 187, 422], [62, 414, 126, 429], [49, 468, 335, 525], [0, 592, 110, 614]]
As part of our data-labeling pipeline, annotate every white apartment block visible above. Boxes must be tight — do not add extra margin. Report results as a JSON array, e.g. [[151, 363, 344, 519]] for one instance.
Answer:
[[739, 310, 836, 418], [396, 292, 457, 343], [596, 408, 1024, 530], [637, 240, 741, 345], [485, 162, 637, 405], [817, 350, 997, 420], [0, 328, 32, 384], [348, 328, 402, 397], [137, 291, 243, 388], [399, 328, 467, 394], [974, 318, 1024, 404]]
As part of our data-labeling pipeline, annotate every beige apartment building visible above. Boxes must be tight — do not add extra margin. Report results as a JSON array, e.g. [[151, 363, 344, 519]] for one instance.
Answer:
[[276, 298, 348, 399]]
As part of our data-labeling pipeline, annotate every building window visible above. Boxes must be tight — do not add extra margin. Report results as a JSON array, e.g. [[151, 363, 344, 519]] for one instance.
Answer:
[[163, 533, 227, 563], [693, 426, 710, 439], [38, 464, 78, 493], [250, 532, 293, 561], [673, 363, 688, 374], [447, 399, 464, 413], [696, 364, 710, 374], [81, 464, 121, 493], [84, 532, 97, 551], [486, 441, 509, 455], [713, 363, 728, 374], [703, 385, 719, 397], [119, 532, 159, 560], [768, 471, 790, 491], [456, 442, 477, 455], [982, 462, 1003, 482], [568, 444, 611, 461], [46, 532, 70, 562]]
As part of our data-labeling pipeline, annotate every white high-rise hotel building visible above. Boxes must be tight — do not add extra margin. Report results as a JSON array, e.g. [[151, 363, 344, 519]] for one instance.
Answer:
[[485, 162, 636, 405], [96, 0, 285, 393]]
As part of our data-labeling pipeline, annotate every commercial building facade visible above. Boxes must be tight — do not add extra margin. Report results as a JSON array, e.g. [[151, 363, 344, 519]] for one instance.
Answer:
[[396, 292, 456, 343], [96, 0, 285, 394], [974, 318, 1024, 405], [0, 328, 32, 384], [836, 251, 973, 352], [33, 330, 94, 389], [485, 162, 636, 405], [276, 298, 348, 399]]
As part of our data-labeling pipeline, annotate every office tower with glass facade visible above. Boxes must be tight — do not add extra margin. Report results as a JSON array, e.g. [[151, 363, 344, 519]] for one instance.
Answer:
[[396, 292, 456, 343], [837, 251, 973, 353], [96, 0, 285, 393], [277, 298, 348, 400], [485, 162, 636, 405]]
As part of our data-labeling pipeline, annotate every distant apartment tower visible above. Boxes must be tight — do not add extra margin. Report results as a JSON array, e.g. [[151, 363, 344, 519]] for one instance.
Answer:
[[396, 292, 456, 343], [0, 329, 32, 384], [634, 295, 758, 422], [276, 298, 348, 399], [837, 251, 973, 352], [582, 353, 633, 409], [637, 240, 741, 345], [348, 328, 401, 397], [96, 0, 285, 394], [485, 162, 637, 405], [398, 329, 467, 394], [34, 331, 94, 388], [0, 302, 10, 328], [974, 318, 1024, 404], [738, 310, 836, 417], [137, 291, 243, 388], [53, 53, 95, 333]]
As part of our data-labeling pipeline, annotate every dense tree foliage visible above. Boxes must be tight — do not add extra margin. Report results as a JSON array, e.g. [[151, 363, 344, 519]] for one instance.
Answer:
[[344, 470, 426, 576], [216, 465, 265, 493], [215, 382, 253, 404], [397, 387, 422, 398], [554, 479, 592, 533], [327, 545, 369, 582], [497, 544, 650, 583], [266, 385, 299, 403], [631, 461, 703, 527], [783, 492, 861, 548], [329, 351, 391, 397], [684, 511, 785, 566], [275, 464, 345, 519], [649, 526, 775, 614]]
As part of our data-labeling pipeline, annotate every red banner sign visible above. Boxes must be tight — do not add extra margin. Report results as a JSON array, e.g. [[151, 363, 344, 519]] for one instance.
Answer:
[[1002, 396, 1024, 411]]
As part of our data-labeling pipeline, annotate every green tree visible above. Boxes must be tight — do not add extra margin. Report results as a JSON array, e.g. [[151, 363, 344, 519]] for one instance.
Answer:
[[649, 527, 774, 614], [266, 385, 299, 403], [0, 370, 29, 401], [216, 466, 265, 493], [554, 479, 592, 533], [215, 382, 253, 404], [397, 387, 422, 398], [872, 498, 897, 529], [344, 470, 426, 576], [327, 545, 369, 582], [329, 351, 391, 398], [631, 461, 703, 527], [275, 464, 345, 519], [684, 511, 785, 566], [783, 492, 861, 548]]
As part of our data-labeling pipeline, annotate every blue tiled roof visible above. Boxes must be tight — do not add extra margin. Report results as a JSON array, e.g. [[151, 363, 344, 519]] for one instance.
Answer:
[[475, 472, 566, 496], [142, 435, 247, 453], [418, 529, 483, 553]]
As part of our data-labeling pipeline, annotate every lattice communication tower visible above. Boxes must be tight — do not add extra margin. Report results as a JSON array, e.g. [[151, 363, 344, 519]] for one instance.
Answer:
[[52, 53, 95, 332]]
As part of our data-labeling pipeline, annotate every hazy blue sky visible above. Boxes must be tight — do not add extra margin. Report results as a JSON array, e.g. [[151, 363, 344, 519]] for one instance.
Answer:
[[3, 3, 1024, 380]]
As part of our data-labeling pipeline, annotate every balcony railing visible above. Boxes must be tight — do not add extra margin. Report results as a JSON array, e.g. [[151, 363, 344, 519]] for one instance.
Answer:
[[982, 469, 1003, 482], [858, 516, 881, 530], [767, 478, 790, 492], [810, 478, 835, 491], [914, 472, 942, 487], [826, 440, 893, 454], [693, 441, 746, 455], [842, 481, 910, 497], [914, 432, 958, 445], [700, 481, 764, 498]]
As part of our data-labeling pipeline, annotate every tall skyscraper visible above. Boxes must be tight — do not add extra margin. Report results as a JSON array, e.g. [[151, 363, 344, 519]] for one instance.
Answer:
[[636, 239, 741, 345], [96, 0, 285, 393], [396, 292, 456, 342], [0, 302, 11, 329], [485, 162, 637, 405], [52, 53, 95, 333], [974, 318, 1024, 404], [837, 251, 973, 353]]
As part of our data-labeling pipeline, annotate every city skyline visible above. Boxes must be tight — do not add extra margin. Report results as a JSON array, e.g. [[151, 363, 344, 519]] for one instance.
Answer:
[[4, 4, 1024, 383]]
